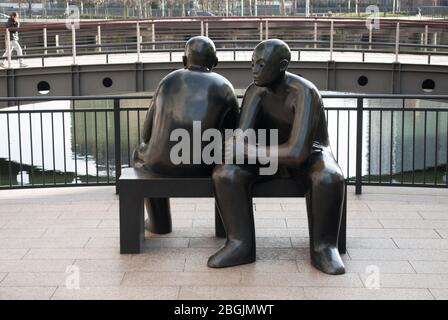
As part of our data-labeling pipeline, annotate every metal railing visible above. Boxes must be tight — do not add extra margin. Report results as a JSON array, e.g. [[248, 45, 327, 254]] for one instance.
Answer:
[[2, 17, 448, 68], [0, 94, 447, 194], [10, 2, 447, 19]]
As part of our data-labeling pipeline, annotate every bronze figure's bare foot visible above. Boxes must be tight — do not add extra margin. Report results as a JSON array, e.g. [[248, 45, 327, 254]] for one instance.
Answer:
[[311, 246, 345, 275], [207, 240, 256, 268]]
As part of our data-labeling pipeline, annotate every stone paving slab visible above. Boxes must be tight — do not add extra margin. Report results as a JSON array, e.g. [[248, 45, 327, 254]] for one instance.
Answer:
[[52, 286, 180, 300], [0, 185, 447, 300], [0, 272, 125, 287], [0, 287, 57, 300], [430, 289, 448, 300]]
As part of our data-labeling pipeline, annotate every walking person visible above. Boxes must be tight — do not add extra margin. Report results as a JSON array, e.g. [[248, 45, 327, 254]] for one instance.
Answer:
[[0, 12, 28, 68]]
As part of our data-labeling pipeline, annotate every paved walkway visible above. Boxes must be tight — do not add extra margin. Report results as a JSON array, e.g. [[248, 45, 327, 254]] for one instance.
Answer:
[[0, 185, 448, 300], [3, 50, 448, 69]]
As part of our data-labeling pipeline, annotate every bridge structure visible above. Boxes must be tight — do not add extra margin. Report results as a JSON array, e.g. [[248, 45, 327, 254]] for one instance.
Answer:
[[0, 17, 448, 97]]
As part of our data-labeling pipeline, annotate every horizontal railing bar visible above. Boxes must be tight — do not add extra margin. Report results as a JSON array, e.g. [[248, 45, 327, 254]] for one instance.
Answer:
[[9, 46, 448, 62], [348, 182, 448, 189], [4, 16, 447, 32], [0, 183, 114, 190], [19, 39, 448, 50], [3, 107, 447, 114], [361, 107, 448, 112], [0, 95, 154, 102], [2, 94, 448, 103], [0, 108, 115, 114], [2, 181, 447, 190], [119, 106, 448, 112], [17, 40, 448, 52], [321, 94, 448, 99]]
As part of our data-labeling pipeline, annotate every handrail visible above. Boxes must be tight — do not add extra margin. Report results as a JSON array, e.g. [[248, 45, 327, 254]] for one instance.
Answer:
[[2, 17, 447, 69], [1, 93, 447, 192], [8, 17, 448, 32], [1, 93, 448, 102]]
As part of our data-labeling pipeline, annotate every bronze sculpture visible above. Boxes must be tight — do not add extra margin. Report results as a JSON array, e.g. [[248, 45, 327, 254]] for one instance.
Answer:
[[134, 36, 239, 234], [208, 39, 346, 275]]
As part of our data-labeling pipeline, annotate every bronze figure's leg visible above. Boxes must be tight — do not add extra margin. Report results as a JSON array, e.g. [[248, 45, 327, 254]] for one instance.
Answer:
[[208, 164, 259, 268], [144, 198, 172, 234], [302, 150, 346, 275], [214, 203, 226, 238]]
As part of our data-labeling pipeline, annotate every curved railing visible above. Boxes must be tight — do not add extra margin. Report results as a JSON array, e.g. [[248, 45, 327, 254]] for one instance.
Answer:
[[1, 17, 448, 67], [0, 93, 447, 193]]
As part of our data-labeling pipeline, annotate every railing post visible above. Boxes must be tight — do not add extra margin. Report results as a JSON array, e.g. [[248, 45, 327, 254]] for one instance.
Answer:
[[329, 20, 334, 61], [395, 22, 400, 63], [97, 24, 102, 53], [424, 24, 428, 53], [151, 24, 155, 50], [200, 20, 204, 36], [136, 22, 141, 63], [433, 32, 438, 52], [368, 23, 372, 51], [5, 29, 11, 68], [314, 20, 317, 49], [43, 27, 48, 56], [205, 22, 209, 37], [355, 97, 363, 195], [55, 34, 60, 54], [259, 21, 263, 41], [114, 98, 122, 194], [71, 24, 77, 65], [265, 20, 269, 40]]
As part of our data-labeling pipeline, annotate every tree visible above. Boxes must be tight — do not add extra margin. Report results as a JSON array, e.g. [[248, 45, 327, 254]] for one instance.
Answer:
[[83, 0, 106, 16], [180, 0, 186, 16], [280, 0, 286, 15], [167, 0, 173, 16], [123, 0, 138, 17], [25, 0, 31, 18]]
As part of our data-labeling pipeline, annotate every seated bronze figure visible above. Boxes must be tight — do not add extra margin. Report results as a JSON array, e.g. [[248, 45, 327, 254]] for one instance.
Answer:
[[134, 36, 239, 234], [209, 39, 346, 275]]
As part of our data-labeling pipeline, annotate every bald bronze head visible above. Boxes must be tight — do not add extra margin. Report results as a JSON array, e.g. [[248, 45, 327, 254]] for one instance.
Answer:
[[251, 39, 291, 87], [183, 36, 218, 71]]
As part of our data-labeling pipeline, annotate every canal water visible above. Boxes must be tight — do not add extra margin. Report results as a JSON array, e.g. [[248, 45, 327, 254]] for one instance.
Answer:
[[0, 95, 447, 187]]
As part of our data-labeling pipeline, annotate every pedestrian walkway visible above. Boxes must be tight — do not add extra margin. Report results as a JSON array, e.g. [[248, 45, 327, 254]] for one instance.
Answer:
[[0, 185, 448, 299], [2, 49, 447, 69]]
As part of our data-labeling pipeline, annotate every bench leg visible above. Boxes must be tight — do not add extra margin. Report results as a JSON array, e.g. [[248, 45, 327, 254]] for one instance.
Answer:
[[338, 182, 347, 254], [215, 202, 226, 238], [120, 188, 144, 254]]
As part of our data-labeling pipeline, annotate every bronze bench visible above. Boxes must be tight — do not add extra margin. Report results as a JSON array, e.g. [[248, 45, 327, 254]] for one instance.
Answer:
[[119, 167, 347, 255]]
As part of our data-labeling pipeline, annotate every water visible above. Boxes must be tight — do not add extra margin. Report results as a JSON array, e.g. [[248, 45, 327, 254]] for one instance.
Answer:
[[1, 95, 447, 187], [325, 96, 448, 184]]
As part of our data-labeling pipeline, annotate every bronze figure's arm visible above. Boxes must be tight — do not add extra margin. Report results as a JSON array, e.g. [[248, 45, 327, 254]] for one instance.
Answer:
[[275, 88, 320, 166], [244, 87, 320, 167], [220, 88, 240, 131], [142, 87, 160, 143], [238, 84, 262, 131]]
